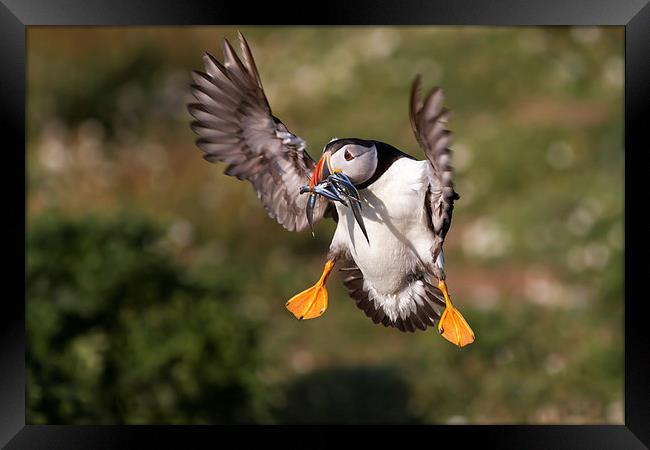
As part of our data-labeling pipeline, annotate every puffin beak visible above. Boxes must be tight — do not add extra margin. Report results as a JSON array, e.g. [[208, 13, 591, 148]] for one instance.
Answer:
[[300, 151, 369, 244], [309, 151, 332, 189], [300, 151, 346, 203]]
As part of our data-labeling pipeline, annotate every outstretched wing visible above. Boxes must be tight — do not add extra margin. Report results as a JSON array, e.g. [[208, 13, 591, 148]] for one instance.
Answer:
[[188, 32, 332, 232], [409, 75, 460, 256]]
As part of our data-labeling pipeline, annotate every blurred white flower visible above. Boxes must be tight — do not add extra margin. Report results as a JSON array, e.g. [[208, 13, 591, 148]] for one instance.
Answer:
[[38, 119, 70, 172], [39, 139, 68, 172], [41, 118, 68, 141], [606, 399, 624, 424], [524, 269, 590, 307], [567, 206, 595, 236], [77, 119, 106, 170], [534, 405, 560, 423], [545, 353, 567, 375], [553, 60, 573, 84], [567, 242, 610, 272], [570, 27, 602, 45], [361, 28, 401, 61], [582, 197, 605, 219], [290, 349, 315, 374], [462, 217, 512, 259], [167, 219, 194, 249], [552, 52, 585, 85], [583, 242, 610, 270], [446, 415, 468, 425], [602, 55, 623, 88], [525, 273, 562, 306], [546, 141, 575, 170]]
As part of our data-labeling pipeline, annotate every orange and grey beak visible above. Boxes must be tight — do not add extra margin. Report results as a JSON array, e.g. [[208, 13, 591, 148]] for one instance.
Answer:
[[309, 151, 333, 190], [299, 151, 369, 243]]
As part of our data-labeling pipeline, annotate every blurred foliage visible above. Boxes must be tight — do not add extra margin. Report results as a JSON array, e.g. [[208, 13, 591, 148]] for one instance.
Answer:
[[45, 45, 163, 138], [27, 26, 624, 424], [27, 212, 268, 423], [272, 366, 422, 424]]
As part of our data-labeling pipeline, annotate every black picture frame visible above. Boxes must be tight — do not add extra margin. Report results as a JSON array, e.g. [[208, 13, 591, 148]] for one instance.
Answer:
[[2, 0, 648, 448]]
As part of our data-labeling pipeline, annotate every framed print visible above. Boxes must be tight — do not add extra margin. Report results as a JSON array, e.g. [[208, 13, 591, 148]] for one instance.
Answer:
[[2, 0, 649, 448]]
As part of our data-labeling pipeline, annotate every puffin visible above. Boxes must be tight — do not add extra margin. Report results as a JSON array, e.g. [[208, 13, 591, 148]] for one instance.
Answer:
[[187, 32, 475, 347]]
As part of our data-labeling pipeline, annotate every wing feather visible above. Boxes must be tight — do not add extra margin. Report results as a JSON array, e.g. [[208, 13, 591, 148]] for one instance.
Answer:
[[188, 33, 330, 232], [409, 75, 460, 255]]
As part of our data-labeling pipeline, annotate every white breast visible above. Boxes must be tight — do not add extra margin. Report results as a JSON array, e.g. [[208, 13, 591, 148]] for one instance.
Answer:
[[330, 158, 437, 295]]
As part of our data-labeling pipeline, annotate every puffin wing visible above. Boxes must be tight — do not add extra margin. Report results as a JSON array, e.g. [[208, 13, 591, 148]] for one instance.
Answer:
[[188, 32, 332, 232], [409, 75, 460, 252], [339, 259, 446, 332]]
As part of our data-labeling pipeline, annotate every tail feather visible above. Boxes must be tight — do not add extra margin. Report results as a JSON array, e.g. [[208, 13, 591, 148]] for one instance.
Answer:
[[339, 261, 443, 333]]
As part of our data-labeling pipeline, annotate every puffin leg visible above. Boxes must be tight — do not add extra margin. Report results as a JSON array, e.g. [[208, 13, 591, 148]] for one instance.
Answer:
[[286, 259, 335, 320], [437, 279, 475, 348]]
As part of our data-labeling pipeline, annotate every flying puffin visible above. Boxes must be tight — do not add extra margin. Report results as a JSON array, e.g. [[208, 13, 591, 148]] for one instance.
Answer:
[[188, 32, 475, 347]]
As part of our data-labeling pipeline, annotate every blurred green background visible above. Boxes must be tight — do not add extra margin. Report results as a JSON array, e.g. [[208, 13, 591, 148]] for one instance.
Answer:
[[26, 26, 624, 424]]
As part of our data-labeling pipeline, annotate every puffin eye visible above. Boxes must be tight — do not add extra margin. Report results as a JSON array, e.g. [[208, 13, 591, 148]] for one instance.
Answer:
[[344, 149, 354, 161]]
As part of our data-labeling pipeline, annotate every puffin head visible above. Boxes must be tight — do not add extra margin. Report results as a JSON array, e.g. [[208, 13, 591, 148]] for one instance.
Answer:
[[310, 138, 378, 187]]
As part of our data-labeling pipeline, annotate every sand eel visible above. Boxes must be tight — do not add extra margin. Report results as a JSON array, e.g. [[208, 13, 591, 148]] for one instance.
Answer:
[[188, 32, 475, 347]]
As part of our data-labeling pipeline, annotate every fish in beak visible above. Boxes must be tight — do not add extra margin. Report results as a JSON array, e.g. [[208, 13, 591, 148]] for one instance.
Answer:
[[300, 151, 369, 243]]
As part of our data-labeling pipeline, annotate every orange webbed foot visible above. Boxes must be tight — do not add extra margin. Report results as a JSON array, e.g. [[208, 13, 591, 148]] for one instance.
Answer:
[[286, 259, 335, 320], [286, 283, 329, 320], [437, 280, 475, 348]]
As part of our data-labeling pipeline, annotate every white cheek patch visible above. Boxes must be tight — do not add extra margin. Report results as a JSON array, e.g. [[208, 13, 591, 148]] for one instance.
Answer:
[[329, 150, 346, 171], [328, 144, 378, 184]]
